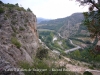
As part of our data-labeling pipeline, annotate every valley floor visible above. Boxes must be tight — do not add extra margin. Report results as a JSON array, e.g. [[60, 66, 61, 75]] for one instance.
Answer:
[[39, 32, 100, 75]]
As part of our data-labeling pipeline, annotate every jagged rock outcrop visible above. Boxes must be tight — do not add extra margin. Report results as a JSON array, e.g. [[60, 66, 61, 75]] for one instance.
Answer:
[[0, 2, 39, 74]]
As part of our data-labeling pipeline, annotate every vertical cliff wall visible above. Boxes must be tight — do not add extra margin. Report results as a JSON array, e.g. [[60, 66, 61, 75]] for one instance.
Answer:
[[0, 3, 39, 73]]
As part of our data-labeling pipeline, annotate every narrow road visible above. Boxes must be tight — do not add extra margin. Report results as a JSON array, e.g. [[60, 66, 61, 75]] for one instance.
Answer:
[[58, 33, 100, 75], [53, 36, 57, 42], [65, 39, 81, 53], [65, 46, 81, 53], [58, 33, 64, 38], [69, 39, 77, 46], [85, 69, 100, 75], [58, 33, 82, 54]]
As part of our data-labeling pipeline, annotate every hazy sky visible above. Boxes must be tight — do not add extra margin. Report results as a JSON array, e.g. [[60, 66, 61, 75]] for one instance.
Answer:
[[3, 0, 89, 19]]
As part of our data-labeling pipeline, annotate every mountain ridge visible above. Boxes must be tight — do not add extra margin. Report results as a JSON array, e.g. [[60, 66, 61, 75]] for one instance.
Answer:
[[38, 13, 89, 38], [37, 17, 51, 23]]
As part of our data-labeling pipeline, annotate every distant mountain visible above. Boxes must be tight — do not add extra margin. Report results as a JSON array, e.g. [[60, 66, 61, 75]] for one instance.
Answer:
[[38, 13, 89, 38], [37, 17, 51, 23]]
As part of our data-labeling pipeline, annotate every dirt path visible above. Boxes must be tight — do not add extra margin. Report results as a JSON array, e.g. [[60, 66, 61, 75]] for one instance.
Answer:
[[85, 69, 100, 75], [60, 56, 100, 75], [66, 64, 86, 73]]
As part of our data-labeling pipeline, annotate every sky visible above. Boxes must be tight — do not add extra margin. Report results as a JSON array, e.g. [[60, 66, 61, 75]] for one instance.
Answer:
[[3, 0, 89, 19]]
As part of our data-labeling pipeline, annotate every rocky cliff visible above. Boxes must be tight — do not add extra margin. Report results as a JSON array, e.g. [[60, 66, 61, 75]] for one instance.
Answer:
[[0, 2, 39, 74]]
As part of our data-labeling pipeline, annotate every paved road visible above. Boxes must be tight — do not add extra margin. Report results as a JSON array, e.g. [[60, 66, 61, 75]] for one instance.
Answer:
[[85, 69, 100, 75], [69, 39, 77, 46], [58, 33, 100, 74], [65, 46, 81, 53], [65, 39, 81, 54], [58, 33, 82, 54], [58, 33, 64, 38], [53, 36, 57, 42]]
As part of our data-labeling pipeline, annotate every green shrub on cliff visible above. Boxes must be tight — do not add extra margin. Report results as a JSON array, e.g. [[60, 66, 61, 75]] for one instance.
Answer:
[[0, 7, 4, 14], [36, 47, 48, 60], [11, 37, 21, 48]]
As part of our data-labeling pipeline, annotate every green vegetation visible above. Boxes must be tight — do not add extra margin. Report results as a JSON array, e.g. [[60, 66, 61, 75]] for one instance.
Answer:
[[11, 20, 16, 25], [69, 37, 91, 46], [16, 7, 26, 11], [38, 29, 54, 32], [4, 3, 15, 7], [38, 13, 85, 37], [69, 38, 85, 44], [0, 1, 26, 12], [0, 24, 2, 28], [66, 48, 100, 68], [83, 71, 93, 75], [15, 3, 18, 6], [11, 25, 17, 33], [19, 26, 25, 31], [74, 25, 89, 37], [11, 33, 16, 37], [27, 8, 32, 12], [39, 31, 54, 49], [4, 16, 7, 20], [36, 47, 48, 60], [11, 37, 21, 48], [65, 40, 75, 48], [0, 7, 4, 14], [39, 31, 57, 50], [24, 24, 27, 26], [39, 31, 75, 52], [19, 58, 81, 75], [25, 19, 28, 22], [0, 1, 4, 4], [38, 24, 63, 31], [76, 0, 100, 54], [19, 61, 33, 75], [38, 0, 100, 71], [8, 8, 13, 13]]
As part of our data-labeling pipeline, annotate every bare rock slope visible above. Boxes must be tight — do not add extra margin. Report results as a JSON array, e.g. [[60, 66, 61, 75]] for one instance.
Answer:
[[0, 2, 39, 74]]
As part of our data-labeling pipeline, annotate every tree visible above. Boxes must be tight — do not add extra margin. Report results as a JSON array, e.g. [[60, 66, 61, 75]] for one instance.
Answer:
[[0, 0, 3, 4], [36, 47, 48, 60], [74, 0, 100, 54], [15, 3, 19, 6], [27, 8, 32, 12]]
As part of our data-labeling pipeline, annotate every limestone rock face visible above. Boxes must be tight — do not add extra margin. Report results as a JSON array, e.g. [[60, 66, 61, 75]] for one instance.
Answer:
[[0, 56, 25, 75], [0, 3, 39, 71]]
